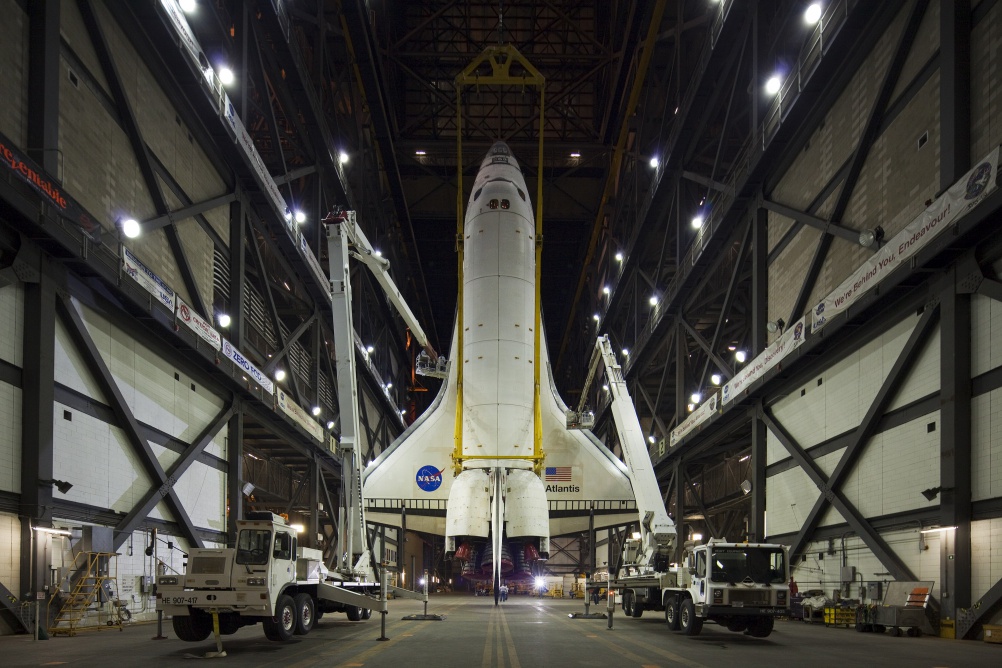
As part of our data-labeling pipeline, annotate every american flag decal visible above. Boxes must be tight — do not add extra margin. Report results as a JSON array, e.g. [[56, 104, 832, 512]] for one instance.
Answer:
[[545, 466, 572, 481]]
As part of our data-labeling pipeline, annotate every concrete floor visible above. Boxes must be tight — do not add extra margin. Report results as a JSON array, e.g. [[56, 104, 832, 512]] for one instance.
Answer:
[[1, 593, 999, 667]]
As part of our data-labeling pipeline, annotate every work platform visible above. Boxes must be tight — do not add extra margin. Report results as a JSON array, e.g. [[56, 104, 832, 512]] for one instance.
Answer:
[[1, 593, 998, 667]]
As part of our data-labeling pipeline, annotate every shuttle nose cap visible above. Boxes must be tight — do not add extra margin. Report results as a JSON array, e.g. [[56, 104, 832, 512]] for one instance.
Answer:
[[480, 141, 520, 171]]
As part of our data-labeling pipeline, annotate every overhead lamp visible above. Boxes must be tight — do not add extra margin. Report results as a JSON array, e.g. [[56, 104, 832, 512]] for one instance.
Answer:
[[804, 2, 823, 25], [710, 373, 722, 386], [120, 218, 141, 239], [649, 157, 659, 169], [400, 409, 406, 416], [33, 526, 72, 536], [366, 345, 374, 354], [338, 151, 350, 165], [311, 406, 321, 416], [218, 67, 235, 86], [415, 150, 426, 156], [241, 481, 255, 497], [687, 403, 695, 412], [739, 454, 751, 462], [615, 252, 624, 262], [290, 524, 305, 533], [217, 313, 231, 328], [858, 225, 884, 248], [691, 533, 703, 542], [603, 285, 610, 295], [690, 392, 702, 404], [648, 435, 656, 444], [919, 526, 958, 534], [740, 479, 752, 495], [649, 295, 658, 306], [735, 350, 747, 363], [631, 532, 642, 540], [727, 345, 737, 351], [385, 382, 393, 390], [691, 216, 704, 230], [326, 420, 335, 430], [602, 384, 609, 392], [593, 313, 600, 322], [622, 348, 630, 356], [284, 208, 293, 222], [374, 250, 383, 257], [39, 478, 73, 494], [921, 486, 951, 501], [765, 75, 782, 96], [274, 369, 286, 381], [179, 0, 197, 13], [294, 210, 306, 224], [766, 317, 786, 334], [570, 152, 581, 158]]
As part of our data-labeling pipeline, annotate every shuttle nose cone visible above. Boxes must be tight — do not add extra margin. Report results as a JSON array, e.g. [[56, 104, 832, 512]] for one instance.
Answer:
[[479, 141, 520, 172]]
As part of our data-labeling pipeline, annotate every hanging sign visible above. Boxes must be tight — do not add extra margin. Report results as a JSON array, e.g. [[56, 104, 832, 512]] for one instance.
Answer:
[[123, 247, 176, 312], [221, 339, 274, 395], [722, 317, 807, 406], [277, 389, 324, 442], [176, 297, 221, 350]]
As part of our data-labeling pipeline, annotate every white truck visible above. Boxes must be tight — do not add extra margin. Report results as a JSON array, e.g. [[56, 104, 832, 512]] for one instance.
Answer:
[[583, 336, 789, 637], [156, 512, 379, 642]]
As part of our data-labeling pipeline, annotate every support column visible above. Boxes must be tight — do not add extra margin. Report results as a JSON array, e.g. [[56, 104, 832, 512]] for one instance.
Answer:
[[673, 461, 685, 562], [940, 0, 971, 188], [941, 272, 972, 613], [309, 458, 320, 549], [228, 199, 246, 345], [226, 401, 243, 544], [19, 264, 56, 598], [749, 206, 768, 540], [27, 0, 60, 174]]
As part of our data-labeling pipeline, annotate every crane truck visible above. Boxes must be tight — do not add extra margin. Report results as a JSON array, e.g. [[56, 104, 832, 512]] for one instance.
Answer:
[[157, 512, 378, 641], [584, 336, 789, 637]]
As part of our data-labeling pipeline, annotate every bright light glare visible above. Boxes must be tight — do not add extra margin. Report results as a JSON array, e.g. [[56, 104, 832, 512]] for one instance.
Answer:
[[290, 524, 305, 533], [311, 406, 321, 416], [121, 218, 141, 238], [217, 314, 231, 328], [570, 152, 581, 158], [735, 350, 747, 363], [692, 533, 703, 541], [691, 392, 701, 404], [649, 157, 659, 169], [218, 67, 234, 86], [275, 369, 287, 381], [622, 348, 630, 356], [339, 151, 350, 164], [294, 210, 306, 224], [603, 285, 610, 295], [804, 3, 823, 25], [326, 420, 335, 429], [711, 373, 722, 386], [649, 296, 658, 306], [765, 75, 782, 96], [415, 150, 426, 156], [691, 216, 703, 229], [366, 345, 374, 353], [593, 313, 600, 322], [179, 0, 197, 13], [535, 577, 546, 588], [615, 252, 624, 262]]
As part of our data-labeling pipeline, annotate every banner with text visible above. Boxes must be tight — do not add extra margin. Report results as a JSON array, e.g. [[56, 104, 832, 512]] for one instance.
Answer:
[[278, 389, 324, 442], [176, 297, 221, 350], [812, 147, 1000, 332], [222, 339, 274, 395], [722, 316, 807, 406], [123, 247, 176, 312], [670, 392, 719, 447]]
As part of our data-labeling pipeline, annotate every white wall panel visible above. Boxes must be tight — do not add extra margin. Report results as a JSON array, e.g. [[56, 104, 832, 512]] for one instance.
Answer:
[[0, 283, 23, 367], [0, 513, 20, 602], [973, 389, 1002, 501], [972, 518, 1002, 623], [765, 466, 819, 537], [0, 382, 21, 494]]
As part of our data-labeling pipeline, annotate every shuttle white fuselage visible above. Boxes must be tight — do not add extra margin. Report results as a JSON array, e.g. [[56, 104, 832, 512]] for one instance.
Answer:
[[363, 142, 636, 588]]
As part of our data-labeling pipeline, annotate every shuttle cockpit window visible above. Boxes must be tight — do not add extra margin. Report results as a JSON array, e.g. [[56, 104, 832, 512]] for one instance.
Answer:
[[489, 199, 500, 209], [517, 188, 526, 201], [474, 187, 483, 201]]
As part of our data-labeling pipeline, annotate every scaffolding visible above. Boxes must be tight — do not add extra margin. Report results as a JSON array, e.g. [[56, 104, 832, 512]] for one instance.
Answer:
[[48, 552, 126, 636]]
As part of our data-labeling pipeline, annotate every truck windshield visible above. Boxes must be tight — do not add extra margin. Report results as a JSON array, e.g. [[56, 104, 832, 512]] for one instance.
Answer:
[[709, 547, 786, 585], [236, 529, 272, 565]]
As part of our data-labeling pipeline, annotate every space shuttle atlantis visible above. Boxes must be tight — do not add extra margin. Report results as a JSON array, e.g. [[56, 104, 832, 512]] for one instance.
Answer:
[[363, 142, 637, 587]]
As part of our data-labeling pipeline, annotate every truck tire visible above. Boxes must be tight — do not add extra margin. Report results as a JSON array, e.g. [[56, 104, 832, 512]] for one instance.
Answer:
[[747, 616, 774, 638], [263, 594, 296, 641], [172, 612, 212, 642], [346, 606, 363, 621], [362, 607, 372, 620], [664, 594, 680, 631], [622, 591, 634, 617], [293, 593, 315, 635], [631, 596, 644, 618], [680, 599, 703, 636]]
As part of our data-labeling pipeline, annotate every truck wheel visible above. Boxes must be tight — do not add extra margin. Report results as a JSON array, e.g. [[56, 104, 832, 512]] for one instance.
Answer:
[[172, 613, 212, 642], [218, 613, 241, 635], [664, 595, 680, 631], [293, 593, 315, 635], [362, 608, 372, 620], [680, 599, 703, 636], [622, 591, 633, 617], [346, 606, 363, 621], [631, 597, 644, 618], [747, 617, 774, 638], [263, 594, 296, 641]]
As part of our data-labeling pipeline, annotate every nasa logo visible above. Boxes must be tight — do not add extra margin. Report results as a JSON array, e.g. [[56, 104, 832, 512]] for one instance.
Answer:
[[965, 162, 992, 200], [793, 321, 804, 341], [416, 465, 443, 492], [815, 302, 825, 315]]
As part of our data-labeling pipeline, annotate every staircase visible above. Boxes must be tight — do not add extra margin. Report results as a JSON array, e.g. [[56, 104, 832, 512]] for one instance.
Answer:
[[0, 580, 30, 634], [48, 552, 121, 636]]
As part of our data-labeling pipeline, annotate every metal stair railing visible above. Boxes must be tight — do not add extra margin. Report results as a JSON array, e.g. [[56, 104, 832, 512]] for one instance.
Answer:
[[47, 551, 122, 636]]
